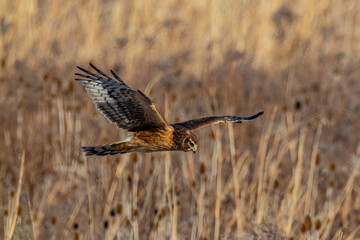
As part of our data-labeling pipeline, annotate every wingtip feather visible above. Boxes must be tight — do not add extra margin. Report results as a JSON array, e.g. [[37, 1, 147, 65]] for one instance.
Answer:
[[77, 66, 85, 71], [246, 111, 264, 121], [110, 69, 125, 83], [89, 63, 110, 78], [89, 62, 96, 69]]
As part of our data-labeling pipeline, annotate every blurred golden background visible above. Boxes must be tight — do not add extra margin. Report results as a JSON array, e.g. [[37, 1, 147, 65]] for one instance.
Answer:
[[1, 0, 360, 239]]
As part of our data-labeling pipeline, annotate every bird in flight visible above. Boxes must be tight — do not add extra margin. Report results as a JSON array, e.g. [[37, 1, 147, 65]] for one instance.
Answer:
[[75, 64, 263, 156]]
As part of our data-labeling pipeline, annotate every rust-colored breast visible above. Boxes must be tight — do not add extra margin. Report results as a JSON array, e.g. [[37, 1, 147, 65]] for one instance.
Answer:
[[133, 128, 177, 151]]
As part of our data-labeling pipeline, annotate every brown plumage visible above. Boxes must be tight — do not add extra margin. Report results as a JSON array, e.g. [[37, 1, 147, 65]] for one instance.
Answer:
[[75, 64, 263, 156]]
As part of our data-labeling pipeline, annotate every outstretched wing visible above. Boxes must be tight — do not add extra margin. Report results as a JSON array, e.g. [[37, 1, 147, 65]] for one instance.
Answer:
[[172, 111, 264, 130], [75, 63, 171, 132]]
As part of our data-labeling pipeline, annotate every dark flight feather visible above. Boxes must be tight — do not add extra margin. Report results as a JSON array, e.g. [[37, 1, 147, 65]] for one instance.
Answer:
[[172, 111, 264, 130]]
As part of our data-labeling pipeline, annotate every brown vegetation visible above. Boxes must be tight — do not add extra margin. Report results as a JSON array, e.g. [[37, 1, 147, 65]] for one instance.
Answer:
[[1, 0, 360, 239]]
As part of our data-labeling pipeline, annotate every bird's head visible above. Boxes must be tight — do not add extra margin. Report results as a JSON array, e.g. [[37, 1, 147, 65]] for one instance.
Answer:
[[182, 132, 198, 153]]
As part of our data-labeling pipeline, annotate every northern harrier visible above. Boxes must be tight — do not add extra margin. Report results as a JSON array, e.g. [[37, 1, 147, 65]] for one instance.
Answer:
[[75, 64, 263, 156]]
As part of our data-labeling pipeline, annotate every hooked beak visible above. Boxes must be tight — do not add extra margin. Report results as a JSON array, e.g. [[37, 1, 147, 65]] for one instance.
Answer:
[[191, 144, 197, 154]]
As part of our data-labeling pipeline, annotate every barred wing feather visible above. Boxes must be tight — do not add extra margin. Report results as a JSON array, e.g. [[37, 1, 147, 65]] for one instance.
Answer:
[[75, 64, 170, 132]]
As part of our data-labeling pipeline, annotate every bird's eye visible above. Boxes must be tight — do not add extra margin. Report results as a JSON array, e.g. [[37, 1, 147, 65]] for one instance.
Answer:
[[188, 141, 194, 147]]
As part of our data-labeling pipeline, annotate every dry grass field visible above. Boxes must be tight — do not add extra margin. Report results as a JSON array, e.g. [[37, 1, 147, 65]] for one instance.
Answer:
[[1, 0, 360, 239]]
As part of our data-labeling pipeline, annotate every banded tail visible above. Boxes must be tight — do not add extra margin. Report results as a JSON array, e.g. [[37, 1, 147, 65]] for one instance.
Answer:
[[81, 140, 134, 156]]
